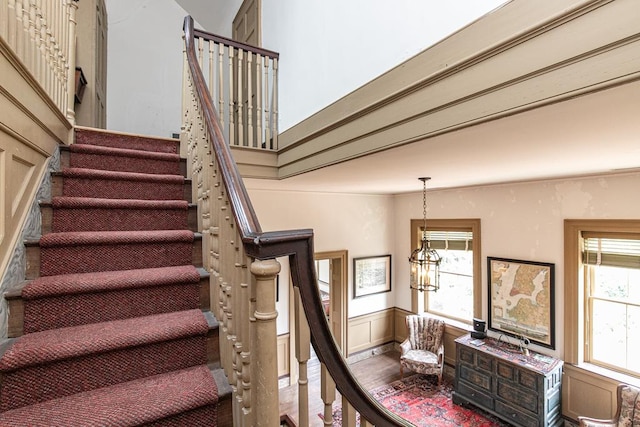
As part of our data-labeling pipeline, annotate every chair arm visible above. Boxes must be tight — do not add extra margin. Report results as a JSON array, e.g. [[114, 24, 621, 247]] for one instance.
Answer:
[[577, 416, 617, 427], [400, 339, 411, 355]]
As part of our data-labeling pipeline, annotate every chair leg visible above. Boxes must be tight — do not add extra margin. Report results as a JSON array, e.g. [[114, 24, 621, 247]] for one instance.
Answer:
[[400, 364, 404, 379]]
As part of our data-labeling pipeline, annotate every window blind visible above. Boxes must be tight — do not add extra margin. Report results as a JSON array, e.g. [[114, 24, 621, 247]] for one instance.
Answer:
[[583, 236, 640, 269], [424, 230, 473, 251]]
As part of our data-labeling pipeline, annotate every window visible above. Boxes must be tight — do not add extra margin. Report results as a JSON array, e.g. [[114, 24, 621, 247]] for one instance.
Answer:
[[564, 220, 640, 380], [583, 234, 640, 376], [410, 219, 481, 322]]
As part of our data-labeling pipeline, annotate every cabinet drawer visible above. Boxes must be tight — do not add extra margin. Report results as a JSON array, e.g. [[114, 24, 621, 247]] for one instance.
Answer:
[[495, 400, 539, 427], [497, 361, 515, 381], [457, 381, 494, 410], [519, 370, 539, 392], [459, 346, 493, 372], [459, 346, 475, 364], [459, 363, 491, 391], [497, 361, 539, 392], [477, 353, 493, 372], [497, 380, 538, 414]]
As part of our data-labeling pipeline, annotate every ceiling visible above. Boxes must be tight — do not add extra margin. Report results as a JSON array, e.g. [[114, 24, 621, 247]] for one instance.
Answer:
[[245, 79, 640, 195]]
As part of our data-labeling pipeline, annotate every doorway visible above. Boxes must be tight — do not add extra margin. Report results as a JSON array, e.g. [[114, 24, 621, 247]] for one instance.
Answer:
[[314, 250, 348, 355], [285, 250, 348, 386]]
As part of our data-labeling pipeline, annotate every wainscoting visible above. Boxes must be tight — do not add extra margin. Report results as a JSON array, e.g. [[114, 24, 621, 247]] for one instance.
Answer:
[[562, 364, 619, 421], [347, 309, 395, 355], [276, 308, 472, 379], [0, 42, 72, 339], [277, 333, 290, 378]]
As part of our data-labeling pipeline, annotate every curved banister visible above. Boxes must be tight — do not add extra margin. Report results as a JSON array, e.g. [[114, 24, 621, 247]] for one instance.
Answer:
[[183, 15, 410, 427]]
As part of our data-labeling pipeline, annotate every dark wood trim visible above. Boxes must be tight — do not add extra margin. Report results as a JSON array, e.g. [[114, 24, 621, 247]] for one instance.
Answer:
[[184, 15, 406, 426], [193, 28, 279, 59]]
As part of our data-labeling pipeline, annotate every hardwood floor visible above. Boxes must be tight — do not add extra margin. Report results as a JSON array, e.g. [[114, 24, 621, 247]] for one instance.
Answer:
[[278, 350, 404, 426]]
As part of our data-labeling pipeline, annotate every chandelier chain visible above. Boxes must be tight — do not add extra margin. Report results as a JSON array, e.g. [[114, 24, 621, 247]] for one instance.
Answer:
[[422, 179, 427, 232]]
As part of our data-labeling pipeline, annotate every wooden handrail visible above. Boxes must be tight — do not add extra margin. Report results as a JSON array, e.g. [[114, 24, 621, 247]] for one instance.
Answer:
[[193, 28, 279, 59], [184, 15, 410, 427]]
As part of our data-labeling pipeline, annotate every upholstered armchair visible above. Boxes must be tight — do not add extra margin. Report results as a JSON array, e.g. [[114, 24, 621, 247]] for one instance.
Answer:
[[400, 314, 445, 384], [578, 383, 640, 427]]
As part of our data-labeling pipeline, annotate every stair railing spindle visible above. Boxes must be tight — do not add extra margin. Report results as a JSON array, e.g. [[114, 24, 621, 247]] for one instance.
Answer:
[[294, 287, 310, 426], [239, 258, 253, 425], [255, 54, 263, 149], [0, 0, 8, 41], [320, 364, 336, 427], [232, 227, 244, 421], [208, 39, 215, 106], [14, 0, 24, 62], [270, 58, 278, 150], [34, 0, 44, 94], [25, 0, 35, 75], [263, 56, 271, 150], [65, 0, 77, 124], [237, 48, 244, 147], [246, 51, 254, 148]]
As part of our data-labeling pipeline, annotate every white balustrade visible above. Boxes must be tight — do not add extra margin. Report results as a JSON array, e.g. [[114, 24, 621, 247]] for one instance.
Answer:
[[1, 0, 78, 123]]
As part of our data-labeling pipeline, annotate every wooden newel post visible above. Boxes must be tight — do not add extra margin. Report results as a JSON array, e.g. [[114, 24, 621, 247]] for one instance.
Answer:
[[250, 258, 281, 427], [66, 0, 78, 127]]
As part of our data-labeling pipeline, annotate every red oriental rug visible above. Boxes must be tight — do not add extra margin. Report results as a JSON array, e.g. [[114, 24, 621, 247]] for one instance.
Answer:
[[323, 375, 509, 426]]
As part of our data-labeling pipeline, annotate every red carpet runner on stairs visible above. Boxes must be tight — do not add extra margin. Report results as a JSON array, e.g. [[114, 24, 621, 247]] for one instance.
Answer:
[[0, 128, 229, 426]]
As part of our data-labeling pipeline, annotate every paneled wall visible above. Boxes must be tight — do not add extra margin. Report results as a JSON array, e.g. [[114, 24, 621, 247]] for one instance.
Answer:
[[274, 307, 472, 379], [277, 333, 290, 378], [0, 42, 71, 337], [562, 364, 619, 421], [347, 309, 395, 355]]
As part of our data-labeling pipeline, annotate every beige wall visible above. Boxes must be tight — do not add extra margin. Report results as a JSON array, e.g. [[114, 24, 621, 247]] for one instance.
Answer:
[[247, 189, 396, 324]]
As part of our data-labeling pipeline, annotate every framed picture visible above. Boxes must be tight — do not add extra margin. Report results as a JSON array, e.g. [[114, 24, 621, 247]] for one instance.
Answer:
[[487, 257, 555, 348], [353, 255, 392, 298]]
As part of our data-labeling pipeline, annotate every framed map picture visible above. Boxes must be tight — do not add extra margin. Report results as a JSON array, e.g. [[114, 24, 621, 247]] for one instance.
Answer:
[[353, 255, 392, 298], [487, 257, 555, 348]]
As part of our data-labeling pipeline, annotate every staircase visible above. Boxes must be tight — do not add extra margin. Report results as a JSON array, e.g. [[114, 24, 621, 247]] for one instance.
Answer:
[[0, 127, 232, 426]]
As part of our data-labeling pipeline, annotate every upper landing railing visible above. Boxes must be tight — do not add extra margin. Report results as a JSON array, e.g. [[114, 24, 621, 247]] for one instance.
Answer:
[[1, 0, 78, 125], [182, 15, 410, 427], [190, 25, 279, 150]]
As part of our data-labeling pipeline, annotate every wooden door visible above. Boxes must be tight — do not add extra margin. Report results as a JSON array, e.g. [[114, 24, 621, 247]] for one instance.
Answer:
[[232, 0, 261, 146], [232, 0, 261, 46], [329, 258, 346, 353]]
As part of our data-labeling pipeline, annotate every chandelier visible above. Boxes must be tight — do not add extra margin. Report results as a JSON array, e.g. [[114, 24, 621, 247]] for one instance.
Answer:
[[409, 177, 441, 292]]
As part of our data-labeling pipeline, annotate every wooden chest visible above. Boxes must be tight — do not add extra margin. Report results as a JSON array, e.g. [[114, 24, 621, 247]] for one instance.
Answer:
[[452, 335, 563, 427]]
